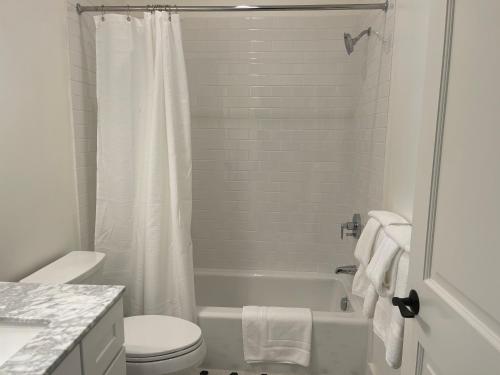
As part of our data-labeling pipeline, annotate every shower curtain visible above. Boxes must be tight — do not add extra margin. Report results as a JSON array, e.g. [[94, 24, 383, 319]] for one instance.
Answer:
[[94, 12, 196, 321]]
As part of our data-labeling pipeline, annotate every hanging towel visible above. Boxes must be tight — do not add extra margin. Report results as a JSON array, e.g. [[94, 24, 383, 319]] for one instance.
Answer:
[[384, 225, 412, 252], [352, 264, 372, 298], [365, 231, 401, 297], [242, 306, 312, 367], [368, 210, 409, 227], [355, 212, 410, 317], [362, 228, 402, 317], [352, 221, 383, 298], [354, 218, 381, 265], [373, 252, 410, 369], [362, 283, 379, 318]]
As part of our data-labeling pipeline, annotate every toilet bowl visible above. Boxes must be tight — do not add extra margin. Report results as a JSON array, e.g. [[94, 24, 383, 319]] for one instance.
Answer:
[[125, 315, 206, 375], [21, 251, 206, 375]]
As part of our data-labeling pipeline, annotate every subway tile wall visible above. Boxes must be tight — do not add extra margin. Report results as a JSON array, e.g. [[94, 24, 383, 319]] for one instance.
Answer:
[[352, 4, 395, 226], [66, 4, 393, 273], [182, 13, 368, 272]]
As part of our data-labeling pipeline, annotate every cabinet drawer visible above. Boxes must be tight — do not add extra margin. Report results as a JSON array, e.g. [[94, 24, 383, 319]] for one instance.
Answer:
[[104, 347, 126, 375], [81, 298, 124, 375]]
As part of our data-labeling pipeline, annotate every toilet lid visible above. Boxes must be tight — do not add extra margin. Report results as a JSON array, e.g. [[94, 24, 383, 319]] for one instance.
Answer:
[[124, 315, 202, 358]]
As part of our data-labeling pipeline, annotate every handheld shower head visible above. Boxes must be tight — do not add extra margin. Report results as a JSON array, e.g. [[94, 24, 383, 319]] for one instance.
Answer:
[[344, 27, 371, 55]]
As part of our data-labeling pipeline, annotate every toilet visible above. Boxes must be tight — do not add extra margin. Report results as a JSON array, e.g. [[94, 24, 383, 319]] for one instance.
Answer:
[[21, 251, 206, 375]]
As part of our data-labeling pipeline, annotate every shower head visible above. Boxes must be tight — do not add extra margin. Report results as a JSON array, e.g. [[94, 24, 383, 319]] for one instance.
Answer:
[[344, 27, 371, 55], [344, 33, 355, 55]]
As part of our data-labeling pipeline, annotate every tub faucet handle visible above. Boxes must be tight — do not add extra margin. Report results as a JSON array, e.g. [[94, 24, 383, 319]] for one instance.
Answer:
[[340, 213, 362, 239]]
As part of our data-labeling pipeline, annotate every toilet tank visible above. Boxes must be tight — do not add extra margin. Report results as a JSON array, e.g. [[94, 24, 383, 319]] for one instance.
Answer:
[[20, 251, 106, 284]]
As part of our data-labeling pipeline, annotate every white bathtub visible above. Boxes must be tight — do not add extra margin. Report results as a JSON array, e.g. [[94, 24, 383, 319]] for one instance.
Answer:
[[194, 269, 369, 375]]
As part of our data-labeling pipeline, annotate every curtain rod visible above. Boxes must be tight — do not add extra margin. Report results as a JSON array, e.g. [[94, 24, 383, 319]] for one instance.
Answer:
[[76, 2, 388, 14]]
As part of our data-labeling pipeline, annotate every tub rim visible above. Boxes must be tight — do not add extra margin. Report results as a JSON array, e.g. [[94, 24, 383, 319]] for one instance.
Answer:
[[194, 267, 365, 318]]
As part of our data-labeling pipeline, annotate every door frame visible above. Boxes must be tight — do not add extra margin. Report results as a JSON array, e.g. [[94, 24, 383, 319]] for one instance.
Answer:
[[401, 0, 456, 373]]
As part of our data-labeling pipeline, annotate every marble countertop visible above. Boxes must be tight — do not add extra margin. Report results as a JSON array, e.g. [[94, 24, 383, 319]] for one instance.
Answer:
[[0, 282, 125, 375]]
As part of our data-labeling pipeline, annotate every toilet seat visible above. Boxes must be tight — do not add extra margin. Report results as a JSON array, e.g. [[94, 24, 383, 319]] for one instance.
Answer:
[[126, 338, 204, 363], [124, 315, 206, 375]]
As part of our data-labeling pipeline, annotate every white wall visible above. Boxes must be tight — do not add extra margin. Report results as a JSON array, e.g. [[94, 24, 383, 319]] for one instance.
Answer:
[[0, 0, 80, 281], [67, 0, 100, 252], [382, 0, 431, 222], [67, 0, 125, 252]]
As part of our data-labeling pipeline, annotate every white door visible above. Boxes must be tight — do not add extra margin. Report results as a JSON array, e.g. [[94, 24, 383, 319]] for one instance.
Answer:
[[401, 0, 500, 373]]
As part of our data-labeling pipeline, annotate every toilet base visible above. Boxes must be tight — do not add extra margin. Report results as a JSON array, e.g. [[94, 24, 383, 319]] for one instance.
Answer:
[[126, 340, 207, 375]]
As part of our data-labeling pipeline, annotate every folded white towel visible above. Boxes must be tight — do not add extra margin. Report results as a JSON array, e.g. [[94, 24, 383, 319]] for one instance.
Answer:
[[365, 232, 401, 297], [242, 306, 312, 367], [354, 218, 381, 266], [368, 210, 409, 227], [373, 252, 410, 369]]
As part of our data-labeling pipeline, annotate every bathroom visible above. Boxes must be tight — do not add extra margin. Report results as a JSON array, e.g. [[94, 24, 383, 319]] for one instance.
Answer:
[[0, 0, 498, 374]]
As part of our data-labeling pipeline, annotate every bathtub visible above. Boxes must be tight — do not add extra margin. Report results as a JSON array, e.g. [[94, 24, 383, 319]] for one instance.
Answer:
[[194, 269, 369, 375]]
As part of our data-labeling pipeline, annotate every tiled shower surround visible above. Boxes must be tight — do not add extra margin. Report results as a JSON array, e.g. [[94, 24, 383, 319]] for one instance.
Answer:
[[184, 12, 392, 272], [67, 4, 393, 273], [352, 6, 395, 226]]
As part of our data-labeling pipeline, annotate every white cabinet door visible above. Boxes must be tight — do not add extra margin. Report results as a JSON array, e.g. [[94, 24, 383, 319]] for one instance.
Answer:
[[104, 348, 126, 375], [81, 299, 124, 375], [52, 345, 82, 375], [402, 0, 500, 373]]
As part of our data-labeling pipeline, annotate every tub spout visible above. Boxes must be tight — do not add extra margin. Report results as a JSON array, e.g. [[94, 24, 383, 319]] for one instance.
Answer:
[[335, 265, 358, 275]]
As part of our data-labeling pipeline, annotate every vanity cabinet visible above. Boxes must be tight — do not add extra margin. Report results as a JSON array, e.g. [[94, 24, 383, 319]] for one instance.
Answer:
[[52, 298, 125, 375], [52, 345, 82, 375]]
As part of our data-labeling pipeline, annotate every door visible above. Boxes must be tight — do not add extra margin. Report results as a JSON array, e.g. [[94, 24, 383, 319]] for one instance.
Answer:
[[401, 0, 500, 374]]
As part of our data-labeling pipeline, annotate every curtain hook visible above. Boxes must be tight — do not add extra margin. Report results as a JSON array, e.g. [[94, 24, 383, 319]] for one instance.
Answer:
[[127, 5, 131, 21], [168, 5, 172, 22], [101, 5, 105, 21], [174, 5, 179, 14]]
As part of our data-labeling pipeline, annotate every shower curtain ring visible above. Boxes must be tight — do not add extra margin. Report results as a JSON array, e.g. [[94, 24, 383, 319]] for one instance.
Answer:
[[174, 5, 179, 14], [168, 5, 172, 21], [127, 5, 131, 21], [101, 5, 105, 21]]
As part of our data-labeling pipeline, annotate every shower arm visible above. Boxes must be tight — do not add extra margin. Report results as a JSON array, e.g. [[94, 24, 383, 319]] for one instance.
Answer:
[[352, 27, 371, 44]]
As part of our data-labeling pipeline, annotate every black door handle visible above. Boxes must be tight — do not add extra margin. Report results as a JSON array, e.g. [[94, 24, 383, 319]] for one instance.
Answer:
[[392, 289, 420, 318]]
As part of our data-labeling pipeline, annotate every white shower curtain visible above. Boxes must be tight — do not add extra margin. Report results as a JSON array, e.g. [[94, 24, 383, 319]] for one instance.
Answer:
[[94, 12, 196, 321]]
